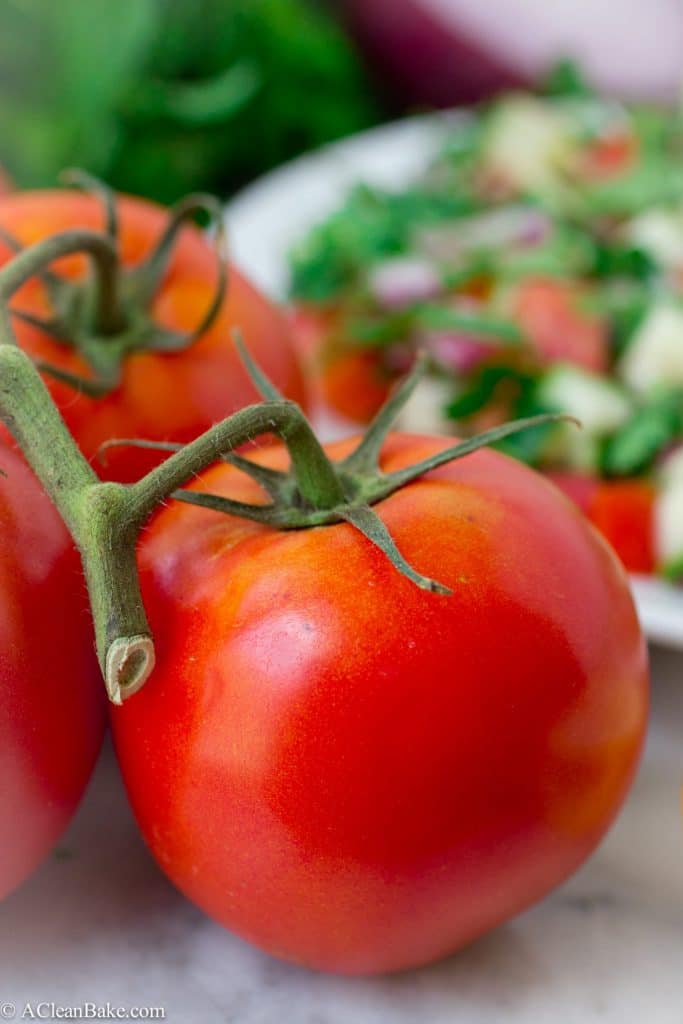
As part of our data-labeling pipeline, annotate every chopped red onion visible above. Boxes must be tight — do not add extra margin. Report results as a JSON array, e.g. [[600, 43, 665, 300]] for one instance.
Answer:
[[369, 258, 442, 309], [418, 205, 551, 260], [421, 329, 497, 373]]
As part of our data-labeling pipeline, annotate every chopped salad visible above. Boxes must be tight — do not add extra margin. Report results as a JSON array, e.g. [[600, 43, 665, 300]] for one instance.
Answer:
[[288, 68, 683, 580]]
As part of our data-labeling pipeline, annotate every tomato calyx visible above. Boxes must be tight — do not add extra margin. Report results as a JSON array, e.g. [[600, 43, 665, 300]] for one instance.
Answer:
[[105, 341, 562, 595], [167, 343, 565, 594], [0, 170, 226, 397]]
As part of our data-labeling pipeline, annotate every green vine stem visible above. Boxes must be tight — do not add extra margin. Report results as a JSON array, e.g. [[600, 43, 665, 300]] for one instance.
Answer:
[[0, 229, 123, 338], [0, 232, 567, 704]]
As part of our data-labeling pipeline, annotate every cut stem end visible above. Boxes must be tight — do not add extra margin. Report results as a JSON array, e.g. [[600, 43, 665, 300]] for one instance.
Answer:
[[105, 636, 156, 705]]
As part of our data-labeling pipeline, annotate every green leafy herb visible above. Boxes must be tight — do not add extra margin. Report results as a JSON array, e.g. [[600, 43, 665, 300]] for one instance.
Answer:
[[349, 309, 415, 347], [445, 366, 552, 464], [290, 184, 477, 303], [543, 59, 593, 99], [601, 392, 683, 476], [415, 304, 523, 344], [662, 553, 683, 583], [582, 159, 683, 218], [445, 366, 532, 419], [591, 243, 655, 281], [0, 0, 380, 202]]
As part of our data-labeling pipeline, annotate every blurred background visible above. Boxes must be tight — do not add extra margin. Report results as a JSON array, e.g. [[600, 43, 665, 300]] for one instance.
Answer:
[[0, 0, 381, 203], [1, 0, 681, 205]]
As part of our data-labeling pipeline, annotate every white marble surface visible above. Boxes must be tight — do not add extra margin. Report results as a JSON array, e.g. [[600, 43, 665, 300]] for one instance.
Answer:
[[1, 646, 682, 1023]]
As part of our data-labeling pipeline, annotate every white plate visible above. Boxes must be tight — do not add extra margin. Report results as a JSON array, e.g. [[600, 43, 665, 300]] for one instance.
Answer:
[[227, 113, 683, 650]]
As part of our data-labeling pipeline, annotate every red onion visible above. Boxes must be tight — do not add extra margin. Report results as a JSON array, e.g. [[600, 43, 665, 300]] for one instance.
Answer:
[[418, 206, 551, 261], [342, 0, 683, 105], [369, 257, 442, 308], [421, 330, 497, 373]]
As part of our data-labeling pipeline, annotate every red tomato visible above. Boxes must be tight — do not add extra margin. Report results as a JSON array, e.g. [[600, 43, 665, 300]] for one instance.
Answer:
[[0, 445, 104, 901], [0, 191, 306, 482], [582, 132, 638, 181], [513, 278, 608, 373], [112, 435, 647, 974], [587, 480, 656, 575]]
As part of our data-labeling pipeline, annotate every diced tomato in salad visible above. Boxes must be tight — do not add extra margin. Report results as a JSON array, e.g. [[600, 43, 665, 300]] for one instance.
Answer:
[[512, 278, 608, 373], [588, 481, 657, 575], [288, 71, 683, 581], [581, 132, 638, 181]]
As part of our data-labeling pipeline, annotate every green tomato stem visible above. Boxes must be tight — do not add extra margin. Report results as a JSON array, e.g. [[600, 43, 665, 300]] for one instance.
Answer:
[[0, 228, 124, 336], [125, 399, 325, 520], [0, 343, 150, 702], [231, 331, 346, 510]]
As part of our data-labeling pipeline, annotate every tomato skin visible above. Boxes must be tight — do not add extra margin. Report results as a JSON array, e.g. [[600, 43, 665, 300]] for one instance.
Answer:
[[112, 435, 647, 974], [288, 304, 336, 365], [0, 191, 307, 482], [0, 445, 104, 900], [545, 470, 600, 516]]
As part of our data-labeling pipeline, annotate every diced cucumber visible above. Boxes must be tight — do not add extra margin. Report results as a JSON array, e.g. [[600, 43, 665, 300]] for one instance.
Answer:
[[659, 445, 683, 485], [619, 303, 683, 394], [655, 487, 683, 579], [482, 97, 574, 197], [654, 447, 683, 579], [541, 424, 601, 473], [538, 366, 632, 434], [396, 375, 454, 436], [626, 207, 683, 270], [538, 366, 633, 472]]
